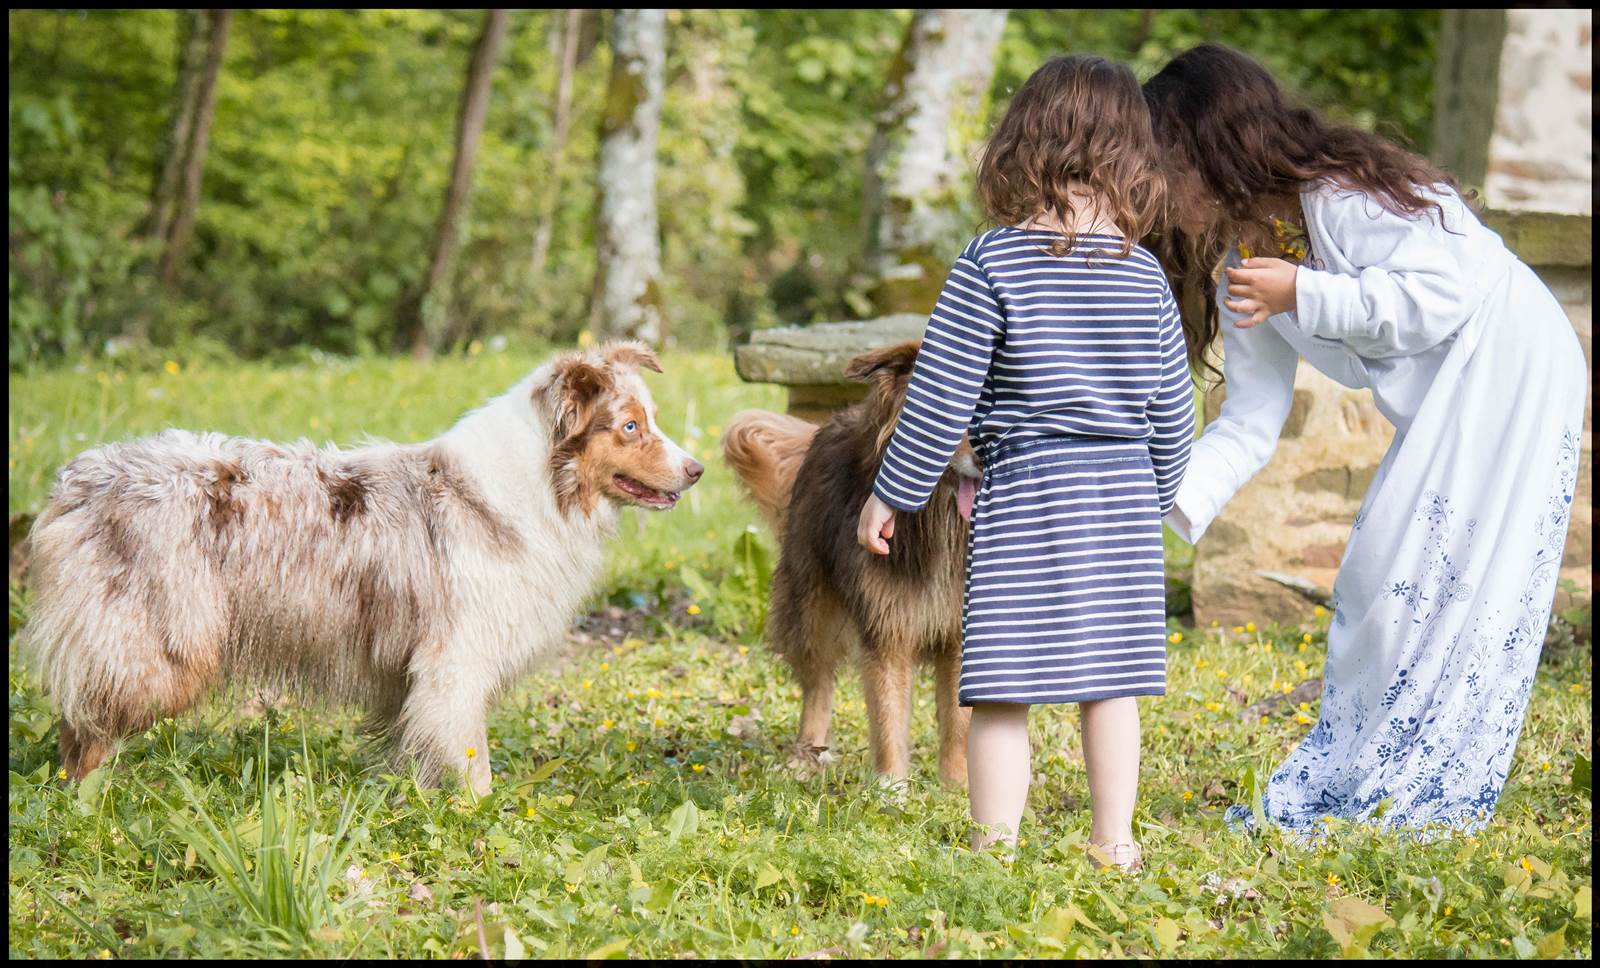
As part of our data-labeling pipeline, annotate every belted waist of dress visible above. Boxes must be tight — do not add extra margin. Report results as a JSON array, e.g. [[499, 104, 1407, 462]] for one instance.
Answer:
[[977, 433, 1149, 472]]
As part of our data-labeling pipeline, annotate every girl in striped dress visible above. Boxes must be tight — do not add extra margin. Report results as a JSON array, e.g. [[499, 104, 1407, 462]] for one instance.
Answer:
[[857, 55, 1195, 870]]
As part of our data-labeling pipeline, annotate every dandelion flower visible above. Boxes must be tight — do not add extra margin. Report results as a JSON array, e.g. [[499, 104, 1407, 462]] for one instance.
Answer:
[[566, 882, 578, 892], [691, 763, 705, 773], [1216, 669, 1228, 679], [1569, 683, 1583, 693], [1296, 713, 1313, 725], [1326, 873, 1341, 886], [737, 645, 750, 655], [57, 768, 68, 780], [1314, 605, 1327, 618], [687, 604, 702, 616], [654, 717, 664, 728], [582, 679, 592, 690], [601, 719, 614, 730], [790, 926, 800, 936], [1302, 633, 1312, 643], [1183, 790, 1194, 801], [1232, 626, 1245, 634], [1519, 856, 1533, 872], [1298, 702, 1310, 712], [626, 741, 637, 752], [1205, 701, 1223, 712], [164, 360, 180, 375], [577, 330, 594, 347], [526, 806, 536, 818], [600, 662, 610, 672], [1195, 658, 1209, 669], [611, 646, 623, 656], [388, 851, 402, 862], [465, 746, 477, 759], [1541, 761, 1551, 772], [1298, 643, 1308, 653], [646, 688, 662, 699], [1169, 632, 1183, 644]]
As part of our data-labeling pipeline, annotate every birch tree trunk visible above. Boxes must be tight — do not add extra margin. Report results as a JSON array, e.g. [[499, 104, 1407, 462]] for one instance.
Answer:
[[158, 7, 233, 289], [145, 8, 207, 245], [406, 8, 512, 359], [591, 8, 666, 346], [530, 8, 585, 279], [862, 8, 1008, 314]]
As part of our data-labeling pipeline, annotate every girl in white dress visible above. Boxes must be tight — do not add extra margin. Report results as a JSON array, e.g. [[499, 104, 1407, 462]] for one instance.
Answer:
[[1143, 44, 1587, 835]]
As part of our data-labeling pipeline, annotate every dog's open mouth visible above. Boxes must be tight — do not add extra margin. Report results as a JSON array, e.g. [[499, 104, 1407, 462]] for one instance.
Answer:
[[613, 474, 680, 509]]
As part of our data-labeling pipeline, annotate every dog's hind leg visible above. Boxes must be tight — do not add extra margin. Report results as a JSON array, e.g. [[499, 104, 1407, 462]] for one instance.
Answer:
[[933, 643, 970, 790], [772, 588, 850, 773]]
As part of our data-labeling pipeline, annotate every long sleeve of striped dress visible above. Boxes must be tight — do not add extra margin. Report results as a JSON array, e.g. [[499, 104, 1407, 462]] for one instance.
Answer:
[[871, 246, 1003, 513], [1148, 287, 1196, 514]]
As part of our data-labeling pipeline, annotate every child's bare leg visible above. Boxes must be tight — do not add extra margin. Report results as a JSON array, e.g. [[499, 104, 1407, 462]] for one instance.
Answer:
[[967, 702, 1031, 851], [1080, 696, 1140, 847]]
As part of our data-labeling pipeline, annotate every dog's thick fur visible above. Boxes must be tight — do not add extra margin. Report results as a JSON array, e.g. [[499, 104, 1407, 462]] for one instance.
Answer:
[[723, 340, 979, 787], [21, 342, 701, 792]]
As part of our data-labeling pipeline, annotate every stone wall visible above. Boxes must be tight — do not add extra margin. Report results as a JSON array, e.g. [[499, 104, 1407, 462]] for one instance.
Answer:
[[1484, 9, 1592, 215], [1190, 212, 1593, 627]]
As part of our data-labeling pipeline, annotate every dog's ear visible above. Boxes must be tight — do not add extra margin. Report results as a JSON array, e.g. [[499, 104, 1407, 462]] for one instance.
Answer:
[[603, 341, 662, 374], [537, 353, 613, 439], [844, 339, 921, 387]]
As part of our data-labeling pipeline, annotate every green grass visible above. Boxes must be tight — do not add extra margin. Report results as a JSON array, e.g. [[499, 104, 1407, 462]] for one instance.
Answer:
[[8, 351, 1593, 958]]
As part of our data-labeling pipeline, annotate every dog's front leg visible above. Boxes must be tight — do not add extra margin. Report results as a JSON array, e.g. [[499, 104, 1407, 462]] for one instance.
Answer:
[[933, 644, 970, 789], [860, 644, 913, 782], [395, 675, 494, 796]]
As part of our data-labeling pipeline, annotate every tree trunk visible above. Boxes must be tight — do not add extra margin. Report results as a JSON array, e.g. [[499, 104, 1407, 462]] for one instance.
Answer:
[[530, 8, 585, 279], [158, 8, 233, 289], [861, 8, 1008, 314], [1431, 8, 1507, 191], [591, 8, 666, 345], [144, 9, 207, 244], [406, 8, 512, 360]]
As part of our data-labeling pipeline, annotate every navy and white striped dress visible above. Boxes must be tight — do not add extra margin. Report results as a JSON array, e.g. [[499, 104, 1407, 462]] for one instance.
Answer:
[[872, 229, 1195, 705]]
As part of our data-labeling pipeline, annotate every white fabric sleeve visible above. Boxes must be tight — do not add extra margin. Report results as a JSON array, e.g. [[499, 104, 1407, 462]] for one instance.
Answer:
[[1292, 189, 1480, 359], [1163, 250, 1300, 544]]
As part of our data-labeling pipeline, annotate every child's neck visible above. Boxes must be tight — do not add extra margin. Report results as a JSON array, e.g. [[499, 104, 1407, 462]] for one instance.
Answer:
[[1019, 189, 1123, 238]]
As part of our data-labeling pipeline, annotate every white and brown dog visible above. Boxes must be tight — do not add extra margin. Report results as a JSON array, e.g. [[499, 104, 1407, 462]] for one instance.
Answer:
[[20, 342, 701, 793]]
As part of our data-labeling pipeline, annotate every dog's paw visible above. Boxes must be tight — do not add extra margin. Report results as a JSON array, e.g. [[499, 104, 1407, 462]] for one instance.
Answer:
[[785, 744, 833, 777]]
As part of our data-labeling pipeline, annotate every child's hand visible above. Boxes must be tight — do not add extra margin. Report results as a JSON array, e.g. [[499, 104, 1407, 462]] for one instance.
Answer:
[[857, 494, 896, 556], [1224, 257, 1298, 328]]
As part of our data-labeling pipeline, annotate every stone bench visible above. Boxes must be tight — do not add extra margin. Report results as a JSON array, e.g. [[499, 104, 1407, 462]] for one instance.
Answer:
[[732, 313, 929, 423]]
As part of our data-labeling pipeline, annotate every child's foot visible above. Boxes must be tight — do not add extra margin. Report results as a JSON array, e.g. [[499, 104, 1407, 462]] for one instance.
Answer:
[[1087, 841, 1142, 872]]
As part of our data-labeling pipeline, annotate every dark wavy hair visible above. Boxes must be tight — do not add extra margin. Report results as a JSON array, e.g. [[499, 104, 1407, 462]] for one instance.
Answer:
[[1142, 43, 1472, 379], [977, 54, 1164, 259]]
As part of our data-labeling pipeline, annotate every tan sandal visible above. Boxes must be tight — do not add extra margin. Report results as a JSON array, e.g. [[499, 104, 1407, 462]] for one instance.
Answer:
[[1087, 841, 1143, 872]]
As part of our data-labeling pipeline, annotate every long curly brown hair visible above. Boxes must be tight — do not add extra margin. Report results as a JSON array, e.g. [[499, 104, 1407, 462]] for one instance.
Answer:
[[1142, 43, 1473, 379], [977, 54, 1165, 259]]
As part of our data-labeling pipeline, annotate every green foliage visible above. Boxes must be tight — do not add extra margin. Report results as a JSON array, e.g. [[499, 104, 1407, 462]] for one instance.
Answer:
[[9, 10, 1444, 365]]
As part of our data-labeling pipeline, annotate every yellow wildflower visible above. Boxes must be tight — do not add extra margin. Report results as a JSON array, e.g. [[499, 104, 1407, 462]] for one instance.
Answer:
[[611, 646, 623, 656], [526, 806, 536, 818], [1216, 669, 1228, 679], [1169, 632, 1183, 644], [565, 882, 578, 892], [626, 741, 637, 752], [687, 604, 702, 616], [1314, 605, 1327, 618], [1195, 658, 1209, 669], [577, 330, 594, 347], [1326, 873, 1341, 887], [1183, 790, 1194, 801], [691, 763, 705, 773], [790, 926, 800, 936], [1232, 626, 1245, 634], [468, 339, 483, 356], [1302, 633, 1312, 643], [737, 645, 750, 655], [164, 360, 180, 375], [1296, 713, 1313, 725], [601, 719, 614, 730], [309, 416, 321, 430], [388, 851, 402, 862], [1519, 856, 1533, 872], [465, 746, 476, 759], [654, 717, 664, 728], [646, 688, 662, 699], [1245, 622, 1257, 633], [1298, 643, 1308, 653], [600, 662, 610, 672], [1205, 701, 1223, 712], [582, 679, 592, 690], [1298, 702, 1311, 712], [1541, 761, 1552, 772], [57, 768, 68, 780]]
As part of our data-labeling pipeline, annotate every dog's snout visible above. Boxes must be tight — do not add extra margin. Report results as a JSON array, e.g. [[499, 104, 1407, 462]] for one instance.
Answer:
[[684, 459, 704, 483]]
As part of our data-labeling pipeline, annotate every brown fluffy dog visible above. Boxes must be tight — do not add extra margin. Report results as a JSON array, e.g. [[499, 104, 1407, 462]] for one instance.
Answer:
[[723, 340, 979, 787]]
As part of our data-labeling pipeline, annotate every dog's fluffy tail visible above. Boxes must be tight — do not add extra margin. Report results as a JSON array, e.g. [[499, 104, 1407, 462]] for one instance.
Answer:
[[722, 409, 816, 537]]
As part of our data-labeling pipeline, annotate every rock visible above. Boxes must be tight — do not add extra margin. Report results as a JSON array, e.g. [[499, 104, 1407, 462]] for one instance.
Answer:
[[734, 315, 929, 421]]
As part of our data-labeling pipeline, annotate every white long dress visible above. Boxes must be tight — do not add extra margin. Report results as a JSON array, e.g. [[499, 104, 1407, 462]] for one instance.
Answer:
[[1167, 182, 1587, 834]]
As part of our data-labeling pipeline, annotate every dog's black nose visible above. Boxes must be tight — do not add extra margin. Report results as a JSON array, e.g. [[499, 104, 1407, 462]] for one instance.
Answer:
[[685, 459, 704, 482]]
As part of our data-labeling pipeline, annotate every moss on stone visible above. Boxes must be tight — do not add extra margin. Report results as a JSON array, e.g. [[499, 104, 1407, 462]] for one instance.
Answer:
[[1482, 209, 1591, 268]]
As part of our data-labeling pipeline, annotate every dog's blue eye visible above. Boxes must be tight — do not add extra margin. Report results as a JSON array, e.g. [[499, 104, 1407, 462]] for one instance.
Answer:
[[623, 421, 637, 433]]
